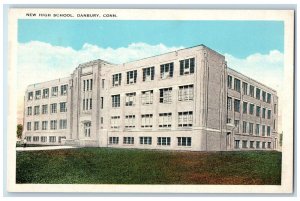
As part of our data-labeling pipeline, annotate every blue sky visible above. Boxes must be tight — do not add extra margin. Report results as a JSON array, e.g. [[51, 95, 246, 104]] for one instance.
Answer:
[[18, 20, 283, 58]]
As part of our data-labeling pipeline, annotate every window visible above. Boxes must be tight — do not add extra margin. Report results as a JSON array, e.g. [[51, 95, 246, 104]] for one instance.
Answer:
[[61, 84, 68, 95], [90, 79, 93, 90], [83, 80, 86, 91], [101, 97, 104, 109], [178, 111, 193, 127], [49, 136, 56, 143], [256, 88, 261, 100], [90, 98, 92, 109], [242, 82, 248, 95], [35, 90, 41, 100], [160, 62, 174, 79], [86, 80, 89, 91], [242, 140, 247, 148], [126, 70, 137, 84], [274, 104, 277, 114], [268, 142, 271, 149], [262, 108, 266, 118], [227, 118, 231, 124], [59, 119, 67, 129], [143, 67, 155, 81], [28, 92, 33, 101], [227, 75, 232, 89], [51, 86, 58, 97], [84, 122, 91, 137], [112, 73, 122, 86], [34, 106, 40, 115], [255, 124, 260, 135], [267, 126, 271, 136], [250, 141, 254, 148], [234, 78, 241, 92], [112, 95, 121, 107], [140, 137, 152, 145], [256, 106, 261, 117], [125, 115, 136, 128], [141, 90, 153, 105], [159, 113, 172, 128], [243, 102, 248, 114], [249, 85, 255, 97], [109, 137, 119, 144], [249, 123, 254, 135], [50, 120, 57, 130], [42, 88, 49, 98], [111, 116, 120, 129], [178, 85, 194, 101], [234, 99, 240, 112], [267, 110, 271, 119], [82, 98, 90, 110], [159, 87, 172, 103], [179, 58, 195, 75], [123, 137, 134, 145], [125, 92, 136, 106], [234, 120, 240, 133], [262, 91, 266, 102], [50, 103, 57, 113], [177, 137, 192, 146], [41, 136, 47, 142], [101, 117, 103, 124], [242, 121, 247, 133], [262, 142, 266, 149], [60, 102, 67, 112], [34, 121, 39, 131], [27, 122, 31, 131], [27, 107, 32, 116], [267, 93, 272, 103], [256, 141, 260, 149], [234, 140, 240, 149], [102, 79, 105, 88], [42, 121, 48, 130], [249, 104, 254, 115], [157, 137, 171, 146], [41, 105, 48, 114], [274, 120, 276, 130], [141, 114, 153, 128], [26, 136, 32, 142], [262, 125, 266, 136], [227, 97, 232, 111], [33, 136, 39, 142]]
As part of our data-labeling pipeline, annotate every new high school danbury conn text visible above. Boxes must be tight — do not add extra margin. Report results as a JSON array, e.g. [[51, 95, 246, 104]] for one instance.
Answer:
[[23, 44, 279, 151]]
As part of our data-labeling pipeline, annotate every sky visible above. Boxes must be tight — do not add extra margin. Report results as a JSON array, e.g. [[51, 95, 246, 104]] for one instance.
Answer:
[[17, 20, 284, 126]]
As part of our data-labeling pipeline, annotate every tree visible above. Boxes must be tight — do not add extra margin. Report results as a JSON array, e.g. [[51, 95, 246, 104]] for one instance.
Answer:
[[17, 124, 23, 139]]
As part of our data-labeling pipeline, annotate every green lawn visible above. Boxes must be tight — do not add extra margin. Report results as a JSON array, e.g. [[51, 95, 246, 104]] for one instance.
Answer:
[[16, 148, 282, 184]]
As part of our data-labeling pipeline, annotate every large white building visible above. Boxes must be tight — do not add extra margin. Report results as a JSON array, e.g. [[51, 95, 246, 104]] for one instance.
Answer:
[[23, 45, 279, 151]]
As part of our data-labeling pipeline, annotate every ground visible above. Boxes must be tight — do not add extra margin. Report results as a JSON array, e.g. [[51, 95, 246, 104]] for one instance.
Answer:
[[16, 148, 282, 184]]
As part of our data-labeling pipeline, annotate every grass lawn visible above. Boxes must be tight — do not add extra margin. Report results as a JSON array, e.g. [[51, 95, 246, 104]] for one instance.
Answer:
[[16, 148, 281, 184]]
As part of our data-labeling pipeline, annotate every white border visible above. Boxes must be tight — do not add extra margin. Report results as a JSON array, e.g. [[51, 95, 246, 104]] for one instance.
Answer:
[[7, 8, 294, 193]]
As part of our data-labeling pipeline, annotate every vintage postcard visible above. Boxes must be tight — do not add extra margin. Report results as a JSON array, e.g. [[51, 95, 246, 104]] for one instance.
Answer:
[[7, 8, 294, 193]]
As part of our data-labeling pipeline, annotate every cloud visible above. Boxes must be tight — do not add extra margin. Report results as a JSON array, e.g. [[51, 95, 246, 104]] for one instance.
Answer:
[[17, 41, 284, 131]]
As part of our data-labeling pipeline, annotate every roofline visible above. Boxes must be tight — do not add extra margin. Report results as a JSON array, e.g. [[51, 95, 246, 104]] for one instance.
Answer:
[[26, 76, 71, 90], [227, 67, 277, 94]]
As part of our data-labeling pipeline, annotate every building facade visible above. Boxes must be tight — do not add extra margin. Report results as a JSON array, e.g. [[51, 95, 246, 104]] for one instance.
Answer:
[[23, 45, 279, 151]]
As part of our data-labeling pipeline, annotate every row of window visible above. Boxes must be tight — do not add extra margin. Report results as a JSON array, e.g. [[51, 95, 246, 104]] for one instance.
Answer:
[[228, 75, 272, 103], [110, 111, 193, 129], [25, 136, 66, 143], [111, 58, 195, 87], [228, 97, 274, 118], [27, 102, 67, 116], [111, 84, 194, 107], [83, 79, 93, 91], [27, 84, 68, 101], [109, 136, 192, 146], [27, 119, 67, 131], [234, 140, 272, 149], [240, 122, 271, 136]]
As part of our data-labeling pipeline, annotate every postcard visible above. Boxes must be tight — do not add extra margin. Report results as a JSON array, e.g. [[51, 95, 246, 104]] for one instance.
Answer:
[[7, 8, 294, 193]]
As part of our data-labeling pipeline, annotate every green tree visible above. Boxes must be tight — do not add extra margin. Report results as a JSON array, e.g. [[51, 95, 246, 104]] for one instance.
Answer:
[[17, 124, 23, 139], [279, 132, 283, 147]]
